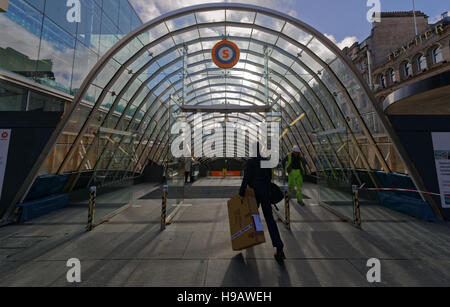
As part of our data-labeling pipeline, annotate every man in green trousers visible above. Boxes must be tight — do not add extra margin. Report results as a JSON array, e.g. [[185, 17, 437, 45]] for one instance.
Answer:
[[282, 145, 307, 206]]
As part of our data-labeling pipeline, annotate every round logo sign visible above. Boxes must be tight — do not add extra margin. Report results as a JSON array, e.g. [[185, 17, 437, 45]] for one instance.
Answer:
[[212, 40, 240, 69], [1, 132, 8, 139]]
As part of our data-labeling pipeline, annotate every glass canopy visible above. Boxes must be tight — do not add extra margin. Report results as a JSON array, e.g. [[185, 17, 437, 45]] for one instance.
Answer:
[[39, 3, 412, 190]]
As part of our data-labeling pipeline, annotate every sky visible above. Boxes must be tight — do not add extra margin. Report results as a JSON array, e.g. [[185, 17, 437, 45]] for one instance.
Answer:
[[129, 0, 449, 49]]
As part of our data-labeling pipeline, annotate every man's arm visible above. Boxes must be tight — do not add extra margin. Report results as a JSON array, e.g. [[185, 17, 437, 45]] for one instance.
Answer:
[[301, 157, 308, 174], [281, 155, 288, 169]]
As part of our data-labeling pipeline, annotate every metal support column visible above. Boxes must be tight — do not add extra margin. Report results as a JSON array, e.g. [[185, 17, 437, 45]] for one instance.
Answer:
[[182, 43, 188, 108], [264, 44, 270, 106]]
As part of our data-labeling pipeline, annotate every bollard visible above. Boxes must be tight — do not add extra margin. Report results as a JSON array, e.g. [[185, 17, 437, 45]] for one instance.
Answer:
[[86, 186, 97, 231], [352, 185, 362, 229], [161, 185, 168, 231], [284, 188, 291, 230]]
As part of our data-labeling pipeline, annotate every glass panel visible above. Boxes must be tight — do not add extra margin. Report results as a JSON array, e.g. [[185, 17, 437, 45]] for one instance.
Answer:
[[118, 0, 132, 35], [318, 127, 355, 221], [102, 0, 120, 25], [99, 11, 119, 56], [0, 80, 27, 111], [165, 104, 185, 212], [78, 0, 102, 54], [28, 90, 65, 112], [36, 17, 76, 94], [44, 0, 77, 37], [71, 41, 99, 96], [0, 0, 43, 81]]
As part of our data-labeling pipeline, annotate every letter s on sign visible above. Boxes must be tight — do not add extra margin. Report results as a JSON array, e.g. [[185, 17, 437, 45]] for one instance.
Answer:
[[222, 49, 230, 59]]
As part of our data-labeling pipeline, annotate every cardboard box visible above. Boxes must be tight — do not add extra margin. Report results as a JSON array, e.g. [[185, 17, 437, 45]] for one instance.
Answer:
[[227, 188, 265, 251]]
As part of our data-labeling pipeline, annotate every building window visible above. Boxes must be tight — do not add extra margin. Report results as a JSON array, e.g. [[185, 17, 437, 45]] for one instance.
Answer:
[[401, 61, 412, 79], [388, 69, 396, 83], [378, 74, 386, 88], [416, 54, 427, 71], [432, 46, 443, 64]]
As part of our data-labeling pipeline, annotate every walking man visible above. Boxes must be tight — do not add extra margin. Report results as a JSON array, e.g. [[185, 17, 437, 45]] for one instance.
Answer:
[[282, 145, 307, 206], [240, 143, 286, 262]]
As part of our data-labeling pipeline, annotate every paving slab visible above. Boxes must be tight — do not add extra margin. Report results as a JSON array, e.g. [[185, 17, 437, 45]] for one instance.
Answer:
[[0, 179, 449, 287]]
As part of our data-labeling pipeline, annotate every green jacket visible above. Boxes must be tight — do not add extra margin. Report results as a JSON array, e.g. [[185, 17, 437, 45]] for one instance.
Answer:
[[284, 154, 305, 175]]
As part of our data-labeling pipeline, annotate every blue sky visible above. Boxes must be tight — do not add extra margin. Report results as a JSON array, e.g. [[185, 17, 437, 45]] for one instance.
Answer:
[[130, 0, 448, 47], [291, 0, 448, 42]]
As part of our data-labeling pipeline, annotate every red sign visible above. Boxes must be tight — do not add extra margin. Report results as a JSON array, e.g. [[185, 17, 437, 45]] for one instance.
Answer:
[[212, 40, 240, 69]]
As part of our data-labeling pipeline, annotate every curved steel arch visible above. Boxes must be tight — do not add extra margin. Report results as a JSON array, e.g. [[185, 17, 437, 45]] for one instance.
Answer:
[[9, 2, 442, 222]]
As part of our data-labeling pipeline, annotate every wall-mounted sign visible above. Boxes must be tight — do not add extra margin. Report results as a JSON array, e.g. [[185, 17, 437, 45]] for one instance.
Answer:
[[388, 23, 446, 61], [212, 40, 240, 69], [432, 132, 450, 208], [0, 129, 11, 200]]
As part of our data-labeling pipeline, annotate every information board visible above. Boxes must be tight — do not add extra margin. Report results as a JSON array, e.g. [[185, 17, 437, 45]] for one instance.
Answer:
[[432, 133, 450, 208], [0, 129, 11, 200]]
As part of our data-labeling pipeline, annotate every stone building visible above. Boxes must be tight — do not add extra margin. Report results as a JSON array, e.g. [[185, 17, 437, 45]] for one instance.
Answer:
[[343, 11, 449, 103], [342, 11, 450, 175]]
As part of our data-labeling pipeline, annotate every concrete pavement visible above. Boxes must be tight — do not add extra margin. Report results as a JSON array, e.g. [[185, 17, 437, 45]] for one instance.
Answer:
[[0, 178, 449, 287]]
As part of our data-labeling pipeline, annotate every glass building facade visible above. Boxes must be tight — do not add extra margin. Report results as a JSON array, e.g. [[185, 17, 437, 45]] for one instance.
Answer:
[[0, 0, 146, 179], [0, 0, 142, 97]]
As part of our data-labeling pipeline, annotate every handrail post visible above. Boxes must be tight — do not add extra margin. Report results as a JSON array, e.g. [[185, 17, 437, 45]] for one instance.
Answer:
[[352, 185, 361, 229], [86, 186, 97, 231], [284, 187, 291, 230]]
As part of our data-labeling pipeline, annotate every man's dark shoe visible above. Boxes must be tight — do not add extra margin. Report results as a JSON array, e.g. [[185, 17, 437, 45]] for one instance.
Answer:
[[274, 248, 286, 262], [298, 200, 305, 206]]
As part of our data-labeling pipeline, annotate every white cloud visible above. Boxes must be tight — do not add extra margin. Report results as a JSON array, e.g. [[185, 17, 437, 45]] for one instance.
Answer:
[[130, 0, 297, 23], [324, 34, 358, 50]]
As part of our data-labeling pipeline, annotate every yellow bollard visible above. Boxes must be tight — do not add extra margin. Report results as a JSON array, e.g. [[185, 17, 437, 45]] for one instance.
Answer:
[[284, 188, 291, 230], [352, 185, 362, 229], [86, 186, 96, 231]]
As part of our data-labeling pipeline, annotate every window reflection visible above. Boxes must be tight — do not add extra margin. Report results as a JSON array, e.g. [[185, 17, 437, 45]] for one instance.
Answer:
[[36, 17, 76, 94], [72, 41, 99, 96], [78, 0, 102, 54], [100, 10, 119, 56], [45, 0, 77, 36], [0, 80, 27, 111], [0, 0, 43, 80]]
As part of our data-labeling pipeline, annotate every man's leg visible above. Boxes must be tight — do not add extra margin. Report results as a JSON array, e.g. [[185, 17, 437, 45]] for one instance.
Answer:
[[296, 173, 304, 203], [260, 200, 284, 249], [288, 172, 295, 201]]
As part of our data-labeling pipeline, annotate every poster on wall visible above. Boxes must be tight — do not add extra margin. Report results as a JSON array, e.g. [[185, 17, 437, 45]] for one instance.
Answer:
[[432, 133, 450, 209], [0, 129, 11, 200]]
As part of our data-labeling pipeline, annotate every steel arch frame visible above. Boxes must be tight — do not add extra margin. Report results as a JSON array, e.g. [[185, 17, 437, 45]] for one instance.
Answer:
[[6, 3, 443, 222]]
